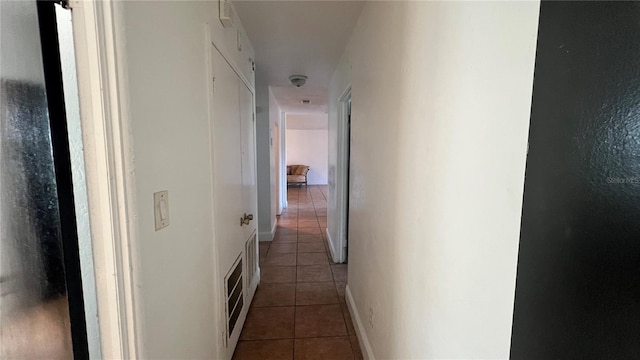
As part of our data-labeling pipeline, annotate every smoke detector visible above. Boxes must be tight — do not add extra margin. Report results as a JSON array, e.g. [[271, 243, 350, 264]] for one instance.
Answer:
[[289, 75, 308, 88]]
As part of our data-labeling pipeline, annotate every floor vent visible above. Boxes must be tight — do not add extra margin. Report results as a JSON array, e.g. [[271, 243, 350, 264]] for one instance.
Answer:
[[225, 256, 243, 338], [246, 233, 257, 285]]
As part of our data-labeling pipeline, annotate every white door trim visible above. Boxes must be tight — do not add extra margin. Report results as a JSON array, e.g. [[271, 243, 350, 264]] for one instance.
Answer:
[[333, 86, 352, 263], [70, 1, 140, 358], [204, 23, 226, 357], [280, 111, 288, 209], [274, 120, 283, 216]]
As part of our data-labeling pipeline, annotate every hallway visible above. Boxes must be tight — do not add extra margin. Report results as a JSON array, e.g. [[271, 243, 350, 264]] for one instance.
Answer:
[[234, 185, 362, 359], [0, 1, 552, 357]]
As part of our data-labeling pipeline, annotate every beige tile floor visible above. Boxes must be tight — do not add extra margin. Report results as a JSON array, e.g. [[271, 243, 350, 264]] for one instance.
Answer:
[[233, 185, 362, 360]]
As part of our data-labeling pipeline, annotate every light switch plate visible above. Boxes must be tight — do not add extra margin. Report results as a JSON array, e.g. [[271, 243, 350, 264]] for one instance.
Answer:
[[154, 190, 170, 231]]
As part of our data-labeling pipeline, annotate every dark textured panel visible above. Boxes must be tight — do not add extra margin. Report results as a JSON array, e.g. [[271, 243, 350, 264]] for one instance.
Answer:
[[511, 1, 640, 358], [0, 0, 80, 357], [229, 276, 243, 317], [37, 2, 88, 357], [229, 296, 244, 335], [228, 258, 243, 297]]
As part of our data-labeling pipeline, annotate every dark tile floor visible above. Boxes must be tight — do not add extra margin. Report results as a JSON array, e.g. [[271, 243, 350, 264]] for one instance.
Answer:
[[234, 185, 362, 360]]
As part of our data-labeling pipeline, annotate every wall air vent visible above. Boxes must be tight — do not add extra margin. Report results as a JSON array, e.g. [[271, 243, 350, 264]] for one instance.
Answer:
[[225, 255, 243, 339]]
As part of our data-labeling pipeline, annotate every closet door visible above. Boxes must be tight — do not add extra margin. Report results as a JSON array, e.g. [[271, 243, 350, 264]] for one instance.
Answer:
[[209, 45, 258, 359]]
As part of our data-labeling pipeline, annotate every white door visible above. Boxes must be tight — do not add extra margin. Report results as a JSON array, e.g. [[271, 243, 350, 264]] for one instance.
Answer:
[[209, 45, 258, 359]]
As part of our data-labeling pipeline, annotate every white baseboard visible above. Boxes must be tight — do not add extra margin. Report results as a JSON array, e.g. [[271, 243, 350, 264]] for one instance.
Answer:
[[259, 221, 278, 242], [259, 231, 273, 242], [345, 285, 375, 360], [325, 228, 338, 263], [252, 267, 260, 293]]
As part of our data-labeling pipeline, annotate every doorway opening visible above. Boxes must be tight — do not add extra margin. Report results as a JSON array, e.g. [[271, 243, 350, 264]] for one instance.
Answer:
[[284, 112, 330, 195]]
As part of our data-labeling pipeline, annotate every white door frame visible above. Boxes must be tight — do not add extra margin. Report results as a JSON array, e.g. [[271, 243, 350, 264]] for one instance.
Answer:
[[280, 111, 288, 209], [70, 1, 139, 358], [333, 87, 352, 263], [274, 122, 282, 215]]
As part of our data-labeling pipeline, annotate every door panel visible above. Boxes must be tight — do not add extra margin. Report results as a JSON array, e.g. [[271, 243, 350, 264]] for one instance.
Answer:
[[210, 47, 244, 357], [511, 2, 640, 358], [239, 80, 257, 239], [210, 48, 243, 281]]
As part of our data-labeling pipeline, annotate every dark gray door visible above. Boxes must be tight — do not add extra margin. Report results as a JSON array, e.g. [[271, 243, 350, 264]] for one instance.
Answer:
[[0, 1, 87, 358], [511, 2, 640, 358]]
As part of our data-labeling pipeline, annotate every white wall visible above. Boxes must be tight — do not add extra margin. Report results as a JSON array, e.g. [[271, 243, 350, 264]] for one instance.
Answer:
[[119, 2, 254, 358], [286, 113, 329, 130], [286, 127, 329, 185], [328, 2, 540, 359]]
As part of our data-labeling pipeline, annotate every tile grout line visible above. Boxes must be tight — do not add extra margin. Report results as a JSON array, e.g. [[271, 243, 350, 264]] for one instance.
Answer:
[[243, 187, 356, 358], [318, 183, 356, 358], [238, 334, 357, 342], [313, 185, 353, 356]]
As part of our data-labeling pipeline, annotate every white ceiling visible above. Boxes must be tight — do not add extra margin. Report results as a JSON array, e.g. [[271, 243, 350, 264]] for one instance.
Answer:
[[234, 0, 364, 114]]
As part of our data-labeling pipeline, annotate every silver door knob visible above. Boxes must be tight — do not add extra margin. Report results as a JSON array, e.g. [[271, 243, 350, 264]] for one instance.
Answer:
[[241, 213, 254, 226]]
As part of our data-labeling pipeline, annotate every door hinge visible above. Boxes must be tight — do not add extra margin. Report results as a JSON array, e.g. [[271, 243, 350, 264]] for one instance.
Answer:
[[212, 77, 216, 92], [55, 0, 71, 9]]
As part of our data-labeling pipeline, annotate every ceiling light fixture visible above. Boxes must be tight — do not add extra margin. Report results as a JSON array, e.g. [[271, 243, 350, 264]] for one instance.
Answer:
[[289, 75, 308, 88]]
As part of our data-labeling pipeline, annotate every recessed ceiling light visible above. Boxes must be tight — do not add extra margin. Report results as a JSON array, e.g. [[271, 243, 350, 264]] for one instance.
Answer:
[[301, 99, 310, 104]]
